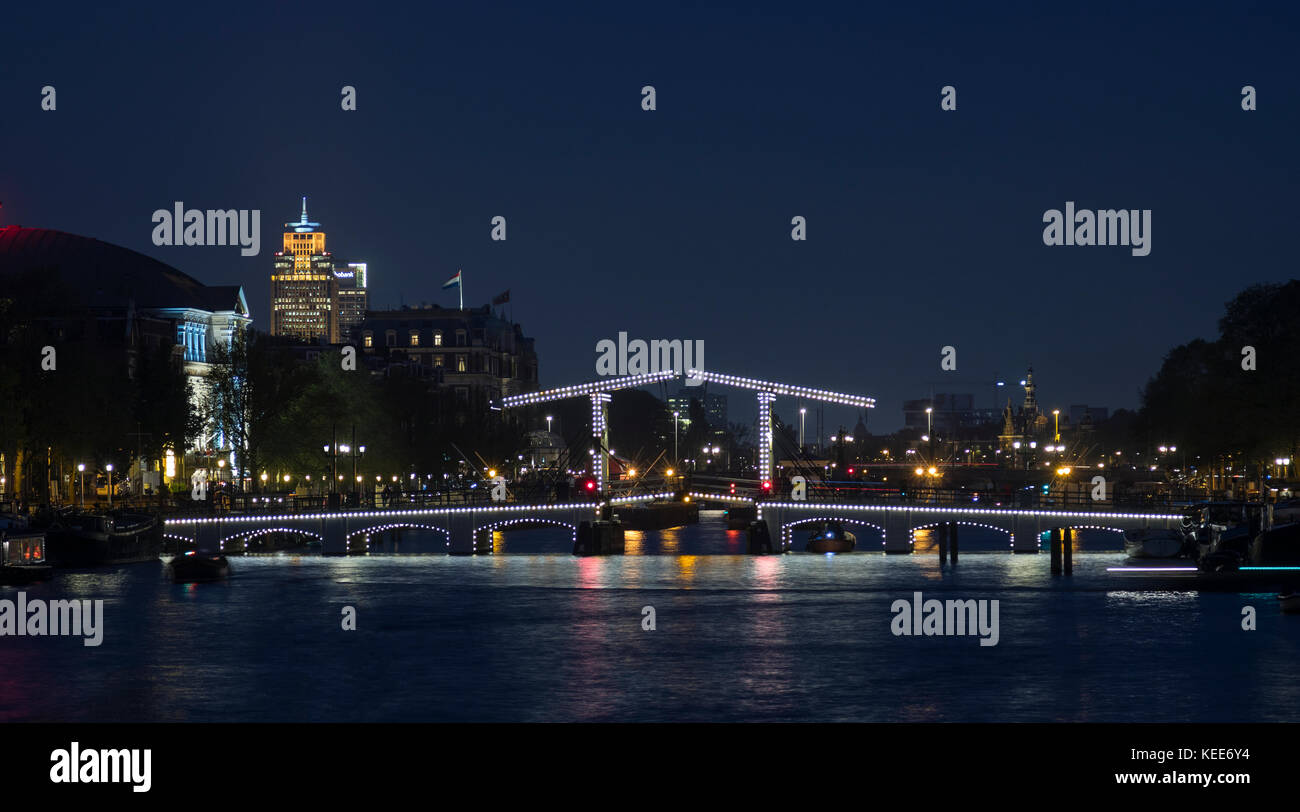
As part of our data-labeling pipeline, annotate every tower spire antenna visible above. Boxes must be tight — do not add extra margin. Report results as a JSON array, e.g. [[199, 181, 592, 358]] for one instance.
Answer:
[[301, 196, 308, 224]]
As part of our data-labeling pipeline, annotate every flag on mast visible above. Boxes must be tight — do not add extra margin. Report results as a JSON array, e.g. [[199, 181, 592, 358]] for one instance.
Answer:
[[442, 269, 463, 310]]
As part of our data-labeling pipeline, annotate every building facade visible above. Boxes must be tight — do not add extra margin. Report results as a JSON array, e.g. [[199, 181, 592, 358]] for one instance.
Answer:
[[358, 304, 539, 403], [0, 225, 251, 498]]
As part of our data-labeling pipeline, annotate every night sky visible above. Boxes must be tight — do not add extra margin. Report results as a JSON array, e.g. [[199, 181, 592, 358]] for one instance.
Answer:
[[1, 2, 1295, 431]]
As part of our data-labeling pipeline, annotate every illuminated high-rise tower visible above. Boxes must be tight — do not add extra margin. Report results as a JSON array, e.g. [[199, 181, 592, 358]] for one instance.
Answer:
[[335, 262, 369, 343], [270, 197, 338, 342]]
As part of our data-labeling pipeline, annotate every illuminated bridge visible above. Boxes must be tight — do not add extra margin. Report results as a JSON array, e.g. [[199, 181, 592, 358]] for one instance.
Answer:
[[164, 370, 1182, 554]]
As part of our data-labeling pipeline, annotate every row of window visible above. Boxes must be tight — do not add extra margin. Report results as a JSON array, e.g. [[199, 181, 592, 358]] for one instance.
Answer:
[[363, 329, 464, 348]]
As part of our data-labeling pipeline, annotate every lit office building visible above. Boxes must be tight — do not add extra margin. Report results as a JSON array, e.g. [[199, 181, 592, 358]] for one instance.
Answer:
[[270, 198, 337, 343], [335, 262, 368, 343]]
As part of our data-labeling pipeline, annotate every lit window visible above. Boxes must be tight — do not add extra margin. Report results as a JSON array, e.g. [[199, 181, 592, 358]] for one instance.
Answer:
[[409, 331, 420, 347], [433, 331, 442, 347]]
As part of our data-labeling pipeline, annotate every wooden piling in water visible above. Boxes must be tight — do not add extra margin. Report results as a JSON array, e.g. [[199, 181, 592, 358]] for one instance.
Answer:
[[937, 521, 950, 564], [1063, 527, 1073, 574], [1050, 527, 1062, 574], [950, 522, 959, 564]]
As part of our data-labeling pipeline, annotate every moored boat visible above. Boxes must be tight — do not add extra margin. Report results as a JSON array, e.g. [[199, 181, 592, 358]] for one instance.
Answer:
[[1, 531, 54, 584], [1250, 522, 1300, 565], [1123, 528, 1189, 559], [46, 510, 162, 567]]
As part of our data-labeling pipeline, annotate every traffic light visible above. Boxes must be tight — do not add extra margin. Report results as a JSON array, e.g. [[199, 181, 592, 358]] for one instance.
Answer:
[[583, 478, 597, 493], [760, 480, 772, 494]]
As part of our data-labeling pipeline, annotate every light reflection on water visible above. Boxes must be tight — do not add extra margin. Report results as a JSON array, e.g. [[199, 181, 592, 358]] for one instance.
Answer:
[[0, 519, 1296, 723]]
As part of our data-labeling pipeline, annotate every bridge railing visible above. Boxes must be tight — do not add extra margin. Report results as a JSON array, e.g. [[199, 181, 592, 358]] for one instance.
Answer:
[[691, 483, 1195, 511]]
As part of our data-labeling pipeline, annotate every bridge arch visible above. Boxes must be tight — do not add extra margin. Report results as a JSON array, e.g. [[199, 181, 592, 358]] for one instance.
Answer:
[[781, 516, 887, 550], [1036, 525, 1127, 551], [912, 520, 1016, 550], [220, 526, 325, 552], [477, 517, 579, 549]]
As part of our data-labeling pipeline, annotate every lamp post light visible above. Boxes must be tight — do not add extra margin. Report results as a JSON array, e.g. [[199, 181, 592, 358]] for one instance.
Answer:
[[546, 415, 553, 434], [106, 463, 113, 508], [673, 411, 680, 465], [799, 407, 806, 450], [77, 463, 85, 508], [1053, 409, 1060, 442]]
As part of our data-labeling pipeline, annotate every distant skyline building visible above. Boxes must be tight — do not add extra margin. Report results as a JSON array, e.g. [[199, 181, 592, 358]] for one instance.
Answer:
[[902, 392, 999, 436], [335, 262, 368, 343], [667, 388, 728, 430], [270, 197, 338, 343]]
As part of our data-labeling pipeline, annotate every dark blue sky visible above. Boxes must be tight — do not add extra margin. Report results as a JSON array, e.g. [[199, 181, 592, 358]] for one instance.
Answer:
[[2, 1, 1295, 431]]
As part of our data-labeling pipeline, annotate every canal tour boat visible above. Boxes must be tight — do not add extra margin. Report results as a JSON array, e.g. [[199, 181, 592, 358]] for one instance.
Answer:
[[807, 521, 855, 553], [45, 509, 163, 567]]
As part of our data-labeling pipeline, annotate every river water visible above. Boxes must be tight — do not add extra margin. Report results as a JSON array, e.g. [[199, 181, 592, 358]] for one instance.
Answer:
[[2, 519, 1296, 722]]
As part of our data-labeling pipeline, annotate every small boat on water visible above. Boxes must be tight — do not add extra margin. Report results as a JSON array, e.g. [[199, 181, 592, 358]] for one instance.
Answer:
[[1, 528, 54, 584], [1123, 528, 1189, 559], [46, 510, 162, 567], [168, 551, 229, 583], [807, 522, 855, 553]]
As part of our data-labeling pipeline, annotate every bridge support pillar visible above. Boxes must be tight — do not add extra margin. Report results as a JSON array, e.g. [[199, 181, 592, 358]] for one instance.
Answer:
[[321, 520, 350, 556], [882, 511, 913, 554], [448, 512, 488, 555], [1011, 515, 1041, 553]]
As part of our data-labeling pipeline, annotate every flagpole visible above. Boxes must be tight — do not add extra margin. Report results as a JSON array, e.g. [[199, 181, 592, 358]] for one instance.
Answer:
[[459, 269, 464, 311]]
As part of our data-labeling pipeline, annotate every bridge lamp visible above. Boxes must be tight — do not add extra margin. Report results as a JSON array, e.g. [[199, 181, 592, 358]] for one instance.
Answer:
[[323, 445, 330, 454], [927, 467, 937, 476], [283, 475, 291, 483], [915, 467, 924, 476], [488, 469, 497, 478], [1057, 467, 1072, 476], [260, 472, 268, 482], [665, 468, 674, 477]]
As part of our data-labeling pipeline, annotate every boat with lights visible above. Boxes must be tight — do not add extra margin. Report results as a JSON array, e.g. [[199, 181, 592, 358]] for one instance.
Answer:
[[807, 521, 855, 553]]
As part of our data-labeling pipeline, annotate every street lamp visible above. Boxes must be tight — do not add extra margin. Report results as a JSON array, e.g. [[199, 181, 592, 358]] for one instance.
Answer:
[[799, 407, 806, 449], [77, 463, 85, 508], [546, 415, 553, 434], [673, 410, 680, 465], [106, 463, 113, 508], [1052, 409, 1060, 442]]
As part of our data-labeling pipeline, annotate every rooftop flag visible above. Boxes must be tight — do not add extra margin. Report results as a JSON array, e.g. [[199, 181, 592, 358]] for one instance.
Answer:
[[442, 269, 463, 310]]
